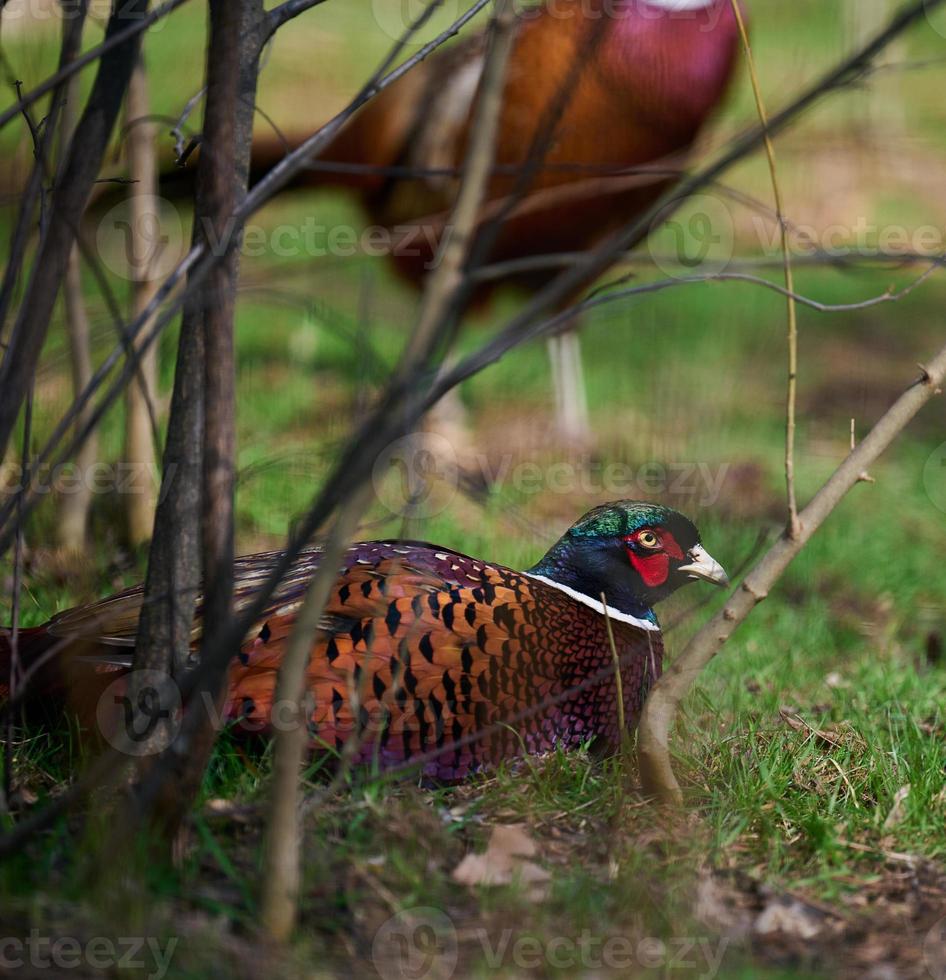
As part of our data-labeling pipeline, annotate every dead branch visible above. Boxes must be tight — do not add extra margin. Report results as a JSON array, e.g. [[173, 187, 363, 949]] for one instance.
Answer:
[[131, 0, 264, 842], [123, 52, 160, 547], [0, 3, 941, 863], [264, 0, 330, 41], [57, 248, 96, 552], [0, 0, 148, 467], [730, 0, 801, 539], [1, 389, 30, 812], [0, 0, 88, 333], [258, 487, 372, 941], [0, 0, 496, 562], [56, 11, 96, 554], [637, 344, 946, 805], [259, 0, 518, 940], [0, 0, 191, 133]]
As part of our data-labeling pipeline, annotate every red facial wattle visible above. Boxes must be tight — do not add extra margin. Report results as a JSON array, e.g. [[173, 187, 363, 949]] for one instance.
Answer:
[[627, 550, 671, 588], [624, 529, 685, 588]]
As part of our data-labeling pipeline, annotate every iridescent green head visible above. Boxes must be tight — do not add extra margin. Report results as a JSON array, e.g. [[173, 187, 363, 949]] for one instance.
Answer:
[[530, 500, 728, 616]]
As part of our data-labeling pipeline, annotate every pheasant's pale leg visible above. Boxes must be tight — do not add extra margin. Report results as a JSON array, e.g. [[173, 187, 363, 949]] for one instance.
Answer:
[[423, 359, 479, 477], [547, 330, 591, 445]]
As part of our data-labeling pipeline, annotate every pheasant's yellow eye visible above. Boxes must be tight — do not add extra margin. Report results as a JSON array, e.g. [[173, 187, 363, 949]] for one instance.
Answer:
[[638, 530, 660, 550]]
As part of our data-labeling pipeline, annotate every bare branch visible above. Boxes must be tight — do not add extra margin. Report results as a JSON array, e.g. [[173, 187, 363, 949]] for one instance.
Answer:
[[730, 0, 801, 539], [258, 487, 371, 941], [0, 0, 192, 133], [471, 247, 946, 283], [264, 0, 330, 41], [638, 345, 946, 805], [130, 0, 265, 842], [0, 0, 88, 333], [169, 86, 205, 163], [2, 389, 30, 813], [258, 0, 518, 940], [0, 0, 497, 554], [0, 0, 149, 468], [57, 58, 97, 554], [429, 264, 938, 406], [124, 53, 161, 547]]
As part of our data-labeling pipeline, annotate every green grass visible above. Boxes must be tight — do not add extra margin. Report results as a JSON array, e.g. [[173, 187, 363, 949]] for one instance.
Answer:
[[2, 1, 946, 977]]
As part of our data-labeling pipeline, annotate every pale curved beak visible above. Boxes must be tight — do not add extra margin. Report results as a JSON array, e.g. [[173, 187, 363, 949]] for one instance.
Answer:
[[678, 544, 729, 588]]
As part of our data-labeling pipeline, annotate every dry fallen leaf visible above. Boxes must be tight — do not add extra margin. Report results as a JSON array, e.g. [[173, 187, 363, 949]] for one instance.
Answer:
[[755, 898, 824, 940], [693, 870, 752, 939], [452, 824, 551, 901], [883, 785, 911, 830], [9, 783, 38, 810]]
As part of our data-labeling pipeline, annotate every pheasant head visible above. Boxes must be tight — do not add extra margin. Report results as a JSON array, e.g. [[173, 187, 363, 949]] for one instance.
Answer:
[[528, 500, 728, 623]]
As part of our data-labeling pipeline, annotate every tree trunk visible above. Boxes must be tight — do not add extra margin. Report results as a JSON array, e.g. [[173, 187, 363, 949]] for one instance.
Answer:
[[0, 0, 148, 468], [129, 0, 264, 842], [57, 68, 98, 554], [844, 0, 902, 142], [123, 53, 160, 548]]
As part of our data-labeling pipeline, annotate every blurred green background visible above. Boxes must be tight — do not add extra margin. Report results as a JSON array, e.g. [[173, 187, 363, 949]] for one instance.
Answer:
[[1, 1, 945, 976]]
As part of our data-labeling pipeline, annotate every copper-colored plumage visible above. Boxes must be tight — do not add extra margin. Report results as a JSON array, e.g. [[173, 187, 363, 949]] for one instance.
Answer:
[[243, 1, 744, 439], [3, 503, 729, 780], [255, 0, 742, 300], [4, 542, 660, 780]]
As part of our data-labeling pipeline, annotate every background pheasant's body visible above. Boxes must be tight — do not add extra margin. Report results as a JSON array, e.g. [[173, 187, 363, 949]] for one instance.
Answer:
[[275, 0, 742, 299], [9, 540, 664, 781]]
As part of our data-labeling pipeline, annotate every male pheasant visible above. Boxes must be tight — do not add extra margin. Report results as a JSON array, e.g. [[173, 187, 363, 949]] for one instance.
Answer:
[[247, 0, 744, 441], [1, 502, 727, 780]]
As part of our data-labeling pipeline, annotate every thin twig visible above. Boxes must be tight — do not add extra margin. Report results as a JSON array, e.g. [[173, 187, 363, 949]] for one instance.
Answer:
[[259, 486, 371, 940], [429, 265, 937, 402], [638, 346, 946, 805], [0, 3, 940, 863], [730, 0, 801, 539], [3, 385, 31, 812], [600, 593, 625, 738], [471, 246, 946, 283], [264, 0, 331, 41], [259, 0, 517, 940], [0, 0, 193, 133], [170, 86, 205, 162], [0, 0, 496, 557]]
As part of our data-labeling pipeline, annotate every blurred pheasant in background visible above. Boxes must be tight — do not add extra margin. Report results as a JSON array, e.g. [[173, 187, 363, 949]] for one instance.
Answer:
[[248, 0, 744, 444], [1, 501, 727, 780]]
